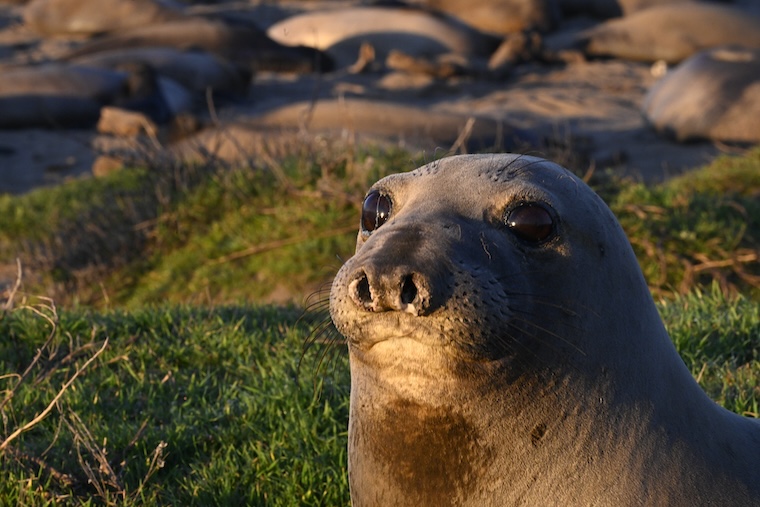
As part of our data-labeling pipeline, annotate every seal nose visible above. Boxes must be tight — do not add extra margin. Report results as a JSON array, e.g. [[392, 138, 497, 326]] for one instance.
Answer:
[[349, 268, 429, 315]]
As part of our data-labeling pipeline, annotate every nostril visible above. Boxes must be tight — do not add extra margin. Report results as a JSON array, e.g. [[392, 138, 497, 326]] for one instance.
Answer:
[[356, 273, 372, 305], [348, 269, 426, 313], [400, 274, 417, 305]]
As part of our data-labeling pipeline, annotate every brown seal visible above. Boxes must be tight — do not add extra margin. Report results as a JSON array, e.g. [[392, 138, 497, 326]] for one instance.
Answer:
[[409, 0, 559, 35], [642, 46, 760, 144], [582, 2, 760, 63], [23, 0, 183, 36], [246, 99, 531, 153], [266, 6, 499, 69], [64, 17, 330, 73], [0, 63, 163, 128], [70, 47, 250, 97], [329, 154, 760, 505]]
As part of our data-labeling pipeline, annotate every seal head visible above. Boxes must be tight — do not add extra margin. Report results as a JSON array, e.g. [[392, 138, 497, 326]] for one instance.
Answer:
[[330, 154, 760, 506]]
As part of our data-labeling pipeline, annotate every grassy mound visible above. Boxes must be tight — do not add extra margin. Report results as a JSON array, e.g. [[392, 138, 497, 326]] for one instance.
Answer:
[[1, 146, 759, 308], [0, 145, 416, 308]]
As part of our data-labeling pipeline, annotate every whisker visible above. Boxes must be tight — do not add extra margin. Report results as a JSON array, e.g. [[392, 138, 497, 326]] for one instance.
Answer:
[[495, 325, 544, 361], [508, 315, 586, 356], [510, 305, 584, 334], [298, 315, 341, 379], [495, 282, 601, 319], [504, 293, 583, 317], [302, 301, 331, 318], [493, 155, 552, 180], [482, 326, 556, 380], [501, 320, 584, 381], [303, 317, 339, 349], [311, 335, 345, 392], [304, 281, 333, 305]]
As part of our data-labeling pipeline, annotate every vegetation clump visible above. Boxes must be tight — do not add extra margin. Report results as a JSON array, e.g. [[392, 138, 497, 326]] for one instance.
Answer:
[[0, 299, 350, 505], [610, 148, 760, 298], [1, 146, 759, 306]]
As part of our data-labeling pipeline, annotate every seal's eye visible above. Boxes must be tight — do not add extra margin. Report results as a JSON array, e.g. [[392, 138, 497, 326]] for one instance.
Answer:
[[361, 190, 392, 233], [505, 203, 554, 242]]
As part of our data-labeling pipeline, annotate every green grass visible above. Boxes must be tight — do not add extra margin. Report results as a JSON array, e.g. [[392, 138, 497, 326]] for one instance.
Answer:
[[661, 285, 760, 416], [0, 303, 350, 505], [0, 288, 757, 505], [0, 145, 418, 308], [1, 146, 759, 308], [609, 147, 760, 299]]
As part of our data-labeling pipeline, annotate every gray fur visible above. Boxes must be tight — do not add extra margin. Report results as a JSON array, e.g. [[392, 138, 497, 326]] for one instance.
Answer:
[[330, 154, 760, 506]]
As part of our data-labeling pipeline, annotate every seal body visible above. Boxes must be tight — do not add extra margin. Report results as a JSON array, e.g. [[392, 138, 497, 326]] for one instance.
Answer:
[[65, 17, 328, 73], [0, 64, 136, 128], [267, 6, 499, 69], [582, 3, 760, 63], [71, 48, 249, 97], [23, 0, 183, 36], [329, 154, 760, 506], [643, 46, 760, 143]]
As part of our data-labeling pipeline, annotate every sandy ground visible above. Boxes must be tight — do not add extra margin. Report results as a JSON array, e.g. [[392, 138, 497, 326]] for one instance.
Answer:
[[0, 1, 740, 195]]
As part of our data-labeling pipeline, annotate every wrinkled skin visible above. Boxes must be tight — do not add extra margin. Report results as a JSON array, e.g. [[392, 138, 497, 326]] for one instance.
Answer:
[[330, 154, 760, 506]]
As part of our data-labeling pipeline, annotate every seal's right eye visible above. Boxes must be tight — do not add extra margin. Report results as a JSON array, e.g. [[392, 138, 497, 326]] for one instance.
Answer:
[[361, 190, 392, 233], [505, 202, 554, 243]]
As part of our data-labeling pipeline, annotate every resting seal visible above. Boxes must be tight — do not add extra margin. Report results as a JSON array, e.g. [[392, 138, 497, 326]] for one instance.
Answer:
[[246, 99, 531, 153], [0, 63, 169, 128], [582, 2, 760, 63], [65, 17, 329, 73], [642, 46, 760, 144], [329, 154, 760, 505], [23, 0, 183, 36], [266, 6, 499, 69], [409, 0, 559, 35]]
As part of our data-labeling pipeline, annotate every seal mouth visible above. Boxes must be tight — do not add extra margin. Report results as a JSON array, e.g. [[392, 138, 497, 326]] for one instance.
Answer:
[[339, 308, 448, 351]]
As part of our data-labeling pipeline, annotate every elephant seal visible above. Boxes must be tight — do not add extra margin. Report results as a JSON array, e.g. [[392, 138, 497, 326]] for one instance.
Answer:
[[582, 2, 760, 63], [169, 100, 534, 165], [642, 46, 760, 143], [560, 0, 696, 19], [329, 154, 760, 505], [23, 0, 183, 36], [266, 6, 499, 69], [65, 17, 330, 73], [70, 47, 250, 97], [0, 64, 139, 128], [246, 99, 533, 154], [408, 0, 560, 35]]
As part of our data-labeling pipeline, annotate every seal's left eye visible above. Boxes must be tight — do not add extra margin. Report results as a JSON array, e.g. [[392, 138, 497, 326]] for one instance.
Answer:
[[361, 190, 392, 233], [505, 203, 554, 243]]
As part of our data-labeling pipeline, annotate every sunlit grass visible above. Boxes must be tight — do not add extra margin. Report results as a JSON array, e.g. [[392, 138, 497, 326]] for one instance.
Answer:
[[611, 147, 760, 299], [0, 146, 758, 307], [0, 303, 350, 505], [0, 288, 756, 505]]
